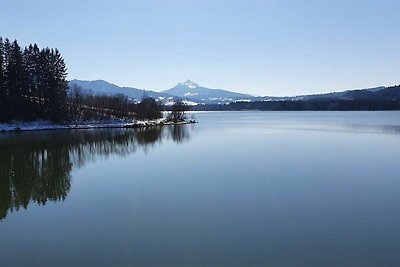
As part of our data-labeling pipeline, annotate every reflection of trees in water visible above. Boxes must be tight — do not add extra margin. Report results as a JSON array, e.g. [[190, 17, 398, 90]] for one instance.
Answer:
[[136, 126, 163, 146], [168, 125, 192, 143], [0, 137, 73, 221], [0, 125, 192, 220]]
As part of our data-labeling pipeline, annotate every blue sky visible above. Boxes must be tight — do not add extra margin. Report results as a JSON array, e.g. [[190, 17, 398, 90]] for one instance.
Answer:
[[1, 0, 399, 96]]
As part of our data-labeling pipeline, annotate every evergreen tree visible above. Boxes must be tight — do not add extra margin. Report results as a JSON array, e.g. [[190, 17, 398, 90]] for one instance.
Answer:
[[5, 40, 26, 120], [0, 37, 69, 122], [49, 48, 68, 121], [0, 38, 11, 122], [0, 37, 6, 121], [22, 44, 40, 119]]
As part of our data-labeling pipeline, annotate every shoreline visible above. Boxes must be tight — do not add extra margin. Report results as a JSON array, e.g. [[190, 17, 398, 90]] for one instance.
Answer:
[[0, 119, 196, 133]]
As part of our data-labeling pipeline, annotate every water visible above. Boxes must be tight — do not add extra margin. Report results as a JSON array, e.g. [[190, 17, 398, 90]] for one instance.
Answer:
[[1, 111, 400, 267]]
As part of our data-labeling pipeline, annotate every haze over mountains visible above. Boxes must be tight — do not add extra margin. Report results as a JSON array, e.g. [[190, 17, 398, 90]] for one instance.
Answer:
[[69, 79, 172, 102], [69, 79, 255, 105], [69, 79, 400, 105], [162, 80, 253, 103]]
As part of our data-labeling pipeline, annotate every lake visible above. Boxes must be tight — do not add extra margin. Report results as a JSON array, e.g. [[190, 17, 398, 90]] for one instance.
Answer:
[[1, 111, 400, 267]]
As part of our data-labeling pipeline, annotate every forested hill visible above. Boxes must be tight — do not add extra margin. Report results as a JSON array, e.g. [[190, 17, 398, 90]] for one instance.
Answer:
[[69, 79, 174, 101], [192, 85, 400, 111], [299, 85, 400, 102]]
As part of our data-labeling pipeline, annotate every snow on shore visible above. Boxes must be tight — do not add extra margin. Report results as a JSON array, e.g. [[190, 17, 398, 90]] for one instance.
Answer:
[[0, 118, 191, 132]]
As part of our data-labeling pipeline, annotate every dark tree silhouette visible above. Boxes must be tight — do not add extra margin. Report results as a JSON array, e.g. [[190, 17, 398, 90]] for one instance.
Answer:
[[167, 100, 188, 122], [0, 37, 69, 122], [0, 38, 9, 121], [136, 97, 162, 120], [191, 97, 400, 111]]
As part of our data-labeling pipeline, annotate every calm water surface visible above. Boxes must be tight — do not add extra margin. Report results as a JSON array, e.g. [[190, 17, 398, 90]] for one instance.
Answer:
[[1, 111, 400, 267]]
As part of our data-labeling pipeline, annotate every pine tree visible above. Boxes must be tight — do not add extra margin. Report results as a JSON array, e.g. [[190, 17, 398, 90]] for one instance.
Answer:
[[0, 37, 6, 121], [5, 40, 26, 120], [1, 38, 11, 122], [22, 44, 41, 119], [50, 48, 68, 121], [0, 37, 70, 122]]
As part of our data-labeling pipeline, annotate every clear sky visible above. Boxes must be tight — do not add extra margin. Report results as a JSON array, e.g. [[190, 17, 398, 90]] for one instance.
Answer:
[[1, 0, 399, 96]]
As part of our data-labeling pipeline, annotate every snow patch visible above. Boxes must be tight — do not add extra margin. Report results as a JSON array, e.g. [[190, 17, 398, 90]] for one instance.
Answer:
[[180, 79, 198, 89], [182, 100, 198, 106], [184, 92, 199, 96], [0, 118, 169, 132]]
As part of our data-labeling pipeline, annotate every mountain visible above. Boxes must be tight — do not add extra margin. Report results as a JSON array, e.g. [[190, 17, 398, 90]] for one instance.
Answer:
[[297, 86, 387, 101], [370, 85, 400, 100], [191, 85, 400, 111], [69, 79, 399, 106], [248, 86, 398, 102], [68, 79, 174, 102], [70, 79, 256, 105], [162, 80, 254, 104]]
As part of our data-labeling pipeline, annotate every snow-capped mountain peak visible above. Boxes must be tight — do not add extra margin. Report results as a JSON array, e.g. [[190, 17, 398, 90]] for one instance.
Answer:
[[162, 80, 253, 104], [180, 79, 198, 89]]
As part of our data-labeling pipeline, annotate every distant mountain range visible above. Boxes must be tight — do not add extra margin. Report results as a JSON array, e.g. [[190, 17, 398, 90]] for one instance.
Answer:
[[69, 79, 400, 105], [69, 79, 174, 102], [69, 79, 254, 105], [162, 80, 253, 104]]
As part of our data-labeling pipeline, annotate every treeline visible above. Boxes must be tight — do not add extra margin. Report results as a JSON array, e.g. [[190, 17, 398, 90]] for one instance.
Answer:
[[192, 99, 400, 111], [0, 37, 163, 123], [0, 38, 68, 122], [69, 85, 162, 121]]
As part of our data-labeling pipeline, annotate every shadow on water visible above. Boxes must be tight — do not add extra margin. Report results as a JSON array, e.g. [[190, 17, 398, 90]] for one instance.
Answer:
[[0, 125, 193, 220]]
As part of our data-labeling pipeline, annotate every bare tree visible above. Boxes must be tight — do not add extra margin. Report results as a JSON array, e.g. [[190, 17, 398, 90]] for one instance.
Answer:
[[167, 100, 188, 123]]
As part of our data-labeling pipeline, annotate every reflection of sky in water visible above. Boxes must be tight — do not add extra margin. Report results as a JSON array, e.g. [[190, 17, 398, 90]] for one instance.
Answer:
[[1, 112, 400, 267], [193, 111, 400, 135], [254, 123, 400, 135]]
